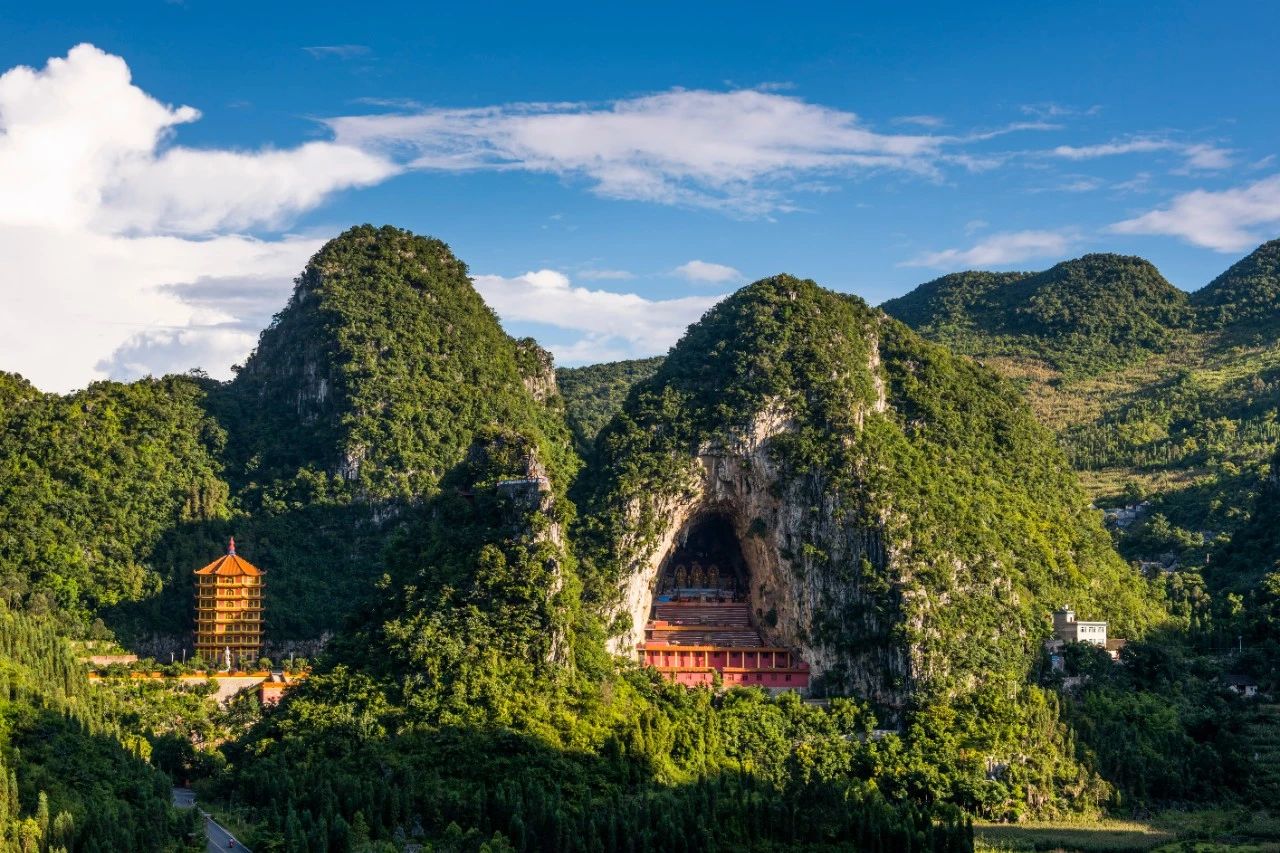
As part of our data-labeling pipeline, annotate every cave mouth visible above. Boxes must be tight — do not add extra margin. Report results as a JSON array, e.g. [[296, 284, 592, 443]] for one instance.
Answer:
[[641, 512, 811, 692], [655, 513, 748, 602]]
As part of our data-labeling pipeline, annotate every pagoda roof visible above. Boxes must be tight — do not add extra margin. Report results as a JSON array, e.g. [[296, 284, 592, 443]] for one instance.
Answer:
[[194, 538, 264, 577]]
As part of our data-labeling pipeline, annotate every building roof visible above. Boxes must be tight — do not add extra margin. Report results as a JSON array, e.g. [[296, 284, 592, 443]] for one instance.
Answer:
[[1223, 673, 1257, 686], [194, 538, 264, 577]]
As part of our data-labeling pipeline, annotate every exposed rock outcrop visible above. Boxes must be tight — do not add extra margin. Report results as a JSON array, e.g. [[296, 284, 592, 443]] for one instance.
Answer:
[[588, 274, 1162, 708], [608, 392, 908, 705]]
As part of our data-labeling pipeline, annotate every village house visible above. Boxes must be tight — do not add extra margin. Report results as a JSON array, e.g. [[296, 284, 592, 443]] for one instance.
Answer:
[[1222, 673, 1260, 698], [1050, 605, 1127, 662]]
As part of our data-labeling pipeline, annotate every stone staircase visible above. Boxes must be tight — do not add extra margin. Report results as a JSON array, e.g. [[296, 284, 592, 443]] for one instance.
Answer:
[[646, 601, 762, 647]]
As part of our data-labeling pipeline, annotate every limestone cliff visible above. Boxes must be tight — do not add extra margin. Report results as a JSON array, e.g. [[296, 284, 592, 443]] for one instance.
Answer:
[[583, 275, 1164, 705]]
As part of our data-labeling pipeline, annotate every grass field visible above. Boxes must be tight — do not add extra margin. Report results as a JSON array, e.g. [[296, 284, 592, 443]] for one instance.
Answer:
[[975, 809, 1280, 852]]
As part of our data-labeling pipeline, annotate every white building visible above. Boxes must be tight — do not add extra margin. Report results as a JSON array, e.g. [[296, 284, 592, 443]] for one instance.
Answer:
[[1053, 605, 1107, 647]]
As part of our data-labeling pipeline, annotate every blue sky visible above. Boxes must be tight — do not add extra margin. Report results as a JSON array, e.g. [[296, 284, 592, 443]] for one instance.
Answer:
[[2, 1, 1278, 390]]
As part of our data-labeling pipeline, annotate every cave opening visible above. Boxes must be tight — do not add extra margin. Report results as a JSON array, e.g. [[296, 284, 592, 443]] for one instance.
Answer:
[[655, 514, 748, 602], [640, 511, 810, 692]]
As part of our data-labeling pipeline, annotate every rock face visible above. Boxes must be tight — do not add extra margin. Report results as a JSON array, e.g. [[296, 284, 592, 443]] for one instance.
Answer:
[[586, 274, 1162, 706], [609, 399, 908, 705], [514, 338, 559, 404]]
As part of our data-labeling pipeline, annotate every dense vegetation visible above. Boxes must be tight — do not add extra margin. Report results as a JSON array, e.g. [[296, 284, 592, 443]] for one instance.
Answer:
[[201, 259, 976, 850], [4, 227, 1280, 849], [0, 606, 196, 851], [1193, 237, 1280, 332], [216, 437, 974, 849], [556, 356, 665, 452], [0, 375, 229, 625], [881, 255, 1192, 375], [582, 275, 1162, 695], [883, 241, 1280, 575]]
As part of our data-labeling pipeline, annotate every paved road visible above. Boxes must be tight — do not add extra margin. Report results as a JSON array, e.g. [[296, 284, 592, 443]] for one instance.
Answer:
[[171, 788, 250, 852], [202, 813, 247, 852]]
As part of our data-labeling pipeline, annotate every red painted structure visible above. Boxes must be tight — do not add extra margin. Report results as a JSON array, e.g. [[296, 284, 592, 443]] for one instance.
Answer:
[[639, 600, 809, 690]]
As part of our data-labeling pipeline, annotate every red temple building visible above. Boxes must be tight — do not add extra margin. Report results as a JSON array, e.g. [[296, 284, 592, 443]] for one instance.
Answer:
[[193, 538, 264, 669], [638, 516, 809, 691]]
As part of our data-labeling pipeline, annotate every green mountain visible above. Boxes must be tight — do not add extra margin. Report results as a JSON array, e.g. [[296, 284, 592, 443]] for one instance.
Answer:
[[1192, 238, 1280, 332], [222, 224, 568, 502], [882, 254, 1193, 374], [208, 264, 1196, 852], [581, 274, 1161, 702], [557, 356, 664, 452], [6, 227, 1276, 849], [199, 224, 576, 639], [883, 245, 1280, 578]]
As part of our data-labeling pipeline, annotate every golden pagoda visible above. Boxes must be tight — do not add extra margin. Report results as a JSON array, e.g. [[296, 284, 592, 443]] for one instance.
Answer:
[[193, 538, 264, 669]]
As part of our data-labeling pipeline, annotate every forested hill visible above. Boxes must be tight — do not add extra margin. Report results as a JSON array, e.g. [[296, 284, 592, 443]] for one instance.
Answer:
[[2, 225, 1276, 849], [556, 356, 664, 452], [881, 240, 1280, 583], [1192, 237, 1280, 333], [220, 224, 569, 502], [0, 605, 196, 850], [0, 226, 576, 643], [200, 225, 575, 638], [579, 274, 1162, 699], [213, 269, 1167, 849], [880, 254, 1192, 374]]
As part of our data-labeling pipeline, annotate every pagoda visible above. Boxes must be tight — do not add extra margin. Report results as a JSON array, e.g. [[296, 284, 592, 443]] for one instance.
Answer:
[[193, 538, 264, 668]]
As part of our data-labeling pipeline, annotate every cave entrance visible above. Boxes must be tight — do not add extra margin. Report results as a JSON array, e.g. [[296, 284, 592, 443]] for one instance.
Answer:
[[655, 514, 748, 602], [641, 512, 811, 691]]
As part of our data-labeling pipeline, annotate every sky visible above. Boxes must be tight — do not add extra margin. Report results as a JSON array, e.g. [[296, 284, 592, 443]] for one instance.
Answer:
[[2, 1, 1279, 392]]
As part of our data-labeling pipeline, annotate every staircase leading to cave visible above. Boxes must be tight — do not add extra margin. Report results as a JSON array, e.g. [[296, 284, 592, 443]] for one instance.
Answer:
[[639, 597, 810, 691]]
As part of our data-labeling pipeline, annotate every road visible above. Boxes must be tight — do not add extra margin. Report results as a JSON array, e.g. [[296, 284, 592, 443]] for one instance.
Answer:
[[172, 788, 251, 852]]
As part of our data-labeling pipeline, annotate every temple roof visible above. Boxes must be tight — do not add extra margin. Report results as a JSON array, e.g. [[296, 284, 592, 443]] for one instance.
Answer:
[[194, 538, 264, 577]]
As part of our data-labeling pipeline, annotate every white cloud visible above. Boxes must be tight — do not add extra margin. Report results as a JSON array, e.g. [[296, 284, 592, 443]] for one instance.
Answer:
[[903, 230, 1075, 268], [99, 142, 395, 235], [472, 270, 722, 362], [1021, 103, 1103, 119], [1110, 174, 1280, 251], [0, 44, 398, 391], [578, 268, 635, 281], [328, 89, 950, 215], [893, 114, 946, 128], [1051, 137, 1232, 171], [302, 45, 371, 60], [1180, 143, 1234, 171], [674, 260, 742, 283]]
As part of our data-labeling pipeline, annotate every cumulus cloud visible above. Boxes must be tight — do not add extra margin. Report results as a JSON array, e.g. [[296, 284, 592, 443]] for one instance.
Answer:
[[903, 230, 1075, 268], [0, 44, 397, 390], [471, 270, 722, 362], [1051, 137, 1232, 171], [1110, 174, 1280, 251], [674, 260, 742, 283], [327, 89, 951, 215]]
